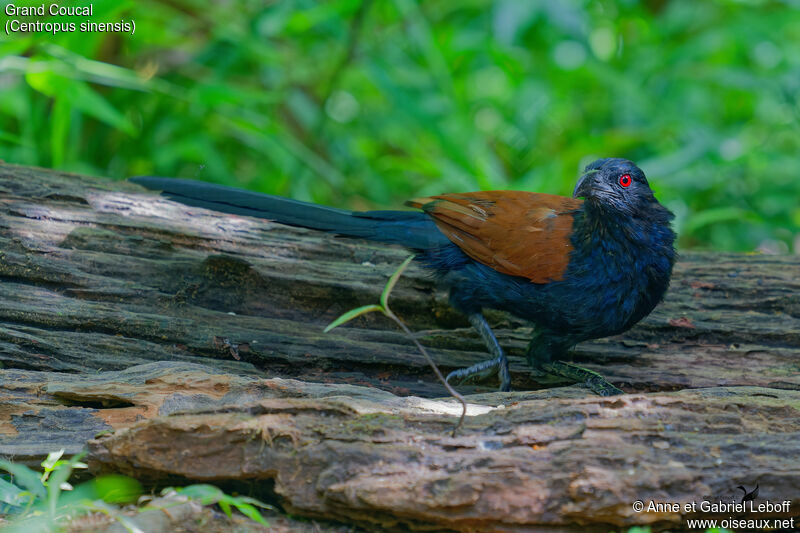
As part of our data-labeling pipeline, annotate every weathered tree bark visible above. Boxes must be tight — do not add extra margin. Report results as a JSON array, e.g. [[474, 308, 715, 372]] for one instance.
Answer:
[[1, 162, 798, 531]]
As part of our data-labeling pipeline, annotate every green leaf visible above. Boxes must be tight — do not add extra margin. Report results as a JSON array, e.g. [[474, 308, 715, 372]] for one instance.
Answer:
[[682, 207, 758, 234], [0, 476, 27, 507], [0, 130, 24, 145], [25, 67, 65, 97], [41, 449, 65, 473], [218, 499, 232, 518], [233, 494, 275, 510], [70, 81, 137, 136], [53, 479, 100, 509], [46, 457, 78, 516], [93, 474, 142, 504], [0, 460, 46, 500], [230, 500, 268, 526], [25, 70, 136, 136], [323, 304, 383, 332], [49, 97, 71, 168], [380, 254, 416, 310], [41, 43, 153, 91], [175, 484, 223, 505], [167, 484, 269, 526]]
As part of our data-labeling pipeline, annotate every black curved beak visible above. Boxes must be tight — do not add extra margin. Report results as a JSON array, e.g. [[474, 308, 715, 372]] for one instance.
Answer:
[[573, 169, 598, 198]]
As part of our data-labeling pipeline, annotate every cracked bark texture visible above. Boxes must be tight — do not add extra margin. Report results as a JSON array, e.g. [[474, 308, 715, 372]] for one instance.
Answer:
[[0, 162, 798, 531]]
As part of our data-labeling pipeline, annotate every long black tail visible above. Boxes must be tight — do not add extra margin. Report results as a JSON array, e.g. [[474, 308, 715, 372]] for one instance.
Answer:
[[130, 177, 445, 250]]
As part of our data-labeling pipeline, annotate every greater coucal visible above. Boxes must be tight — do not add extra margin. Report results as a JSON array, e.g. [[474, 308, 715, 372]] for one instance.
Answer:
[[131, 158, 676, 395]]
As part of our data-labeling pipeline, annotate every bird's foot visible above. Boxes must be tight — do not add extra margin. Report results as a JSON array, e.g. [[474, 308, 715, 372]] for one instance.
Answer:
[[542, 361, 623, 396], [446, 355, 511, 392]]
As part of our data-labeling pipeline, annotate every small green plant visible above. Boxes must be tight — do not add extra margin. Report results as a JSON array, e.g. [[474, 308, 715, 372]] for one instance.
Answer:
[[0, 449, 141, 532], [325, 254, 468, 435], [163, 484, 273, 526], [0, 449, 88, 518], [0, 452, 273, 531]]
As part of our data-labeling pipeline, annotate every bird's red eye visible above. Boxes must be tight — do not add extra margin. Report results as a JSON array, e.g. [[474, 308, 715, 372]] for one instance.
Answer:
[[619, 174, 632, 188]]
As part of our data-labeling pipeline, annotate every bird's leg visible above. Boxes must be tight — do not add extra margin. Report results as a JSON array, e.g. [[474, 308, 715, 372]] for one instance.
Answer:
[[526, 331, 622, 396], [445, 313, 511, 392]]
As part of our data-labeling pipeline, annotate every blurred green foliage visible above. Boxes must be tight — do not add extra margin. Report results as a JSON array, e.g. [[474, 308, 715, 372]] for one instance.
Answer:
[[1, 0, 799, 252]]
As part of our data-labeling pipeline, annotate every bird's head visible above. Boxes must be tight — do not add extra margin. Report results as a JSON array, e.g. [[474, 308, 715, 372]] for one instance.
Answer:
[[573, 158, 657, 215]]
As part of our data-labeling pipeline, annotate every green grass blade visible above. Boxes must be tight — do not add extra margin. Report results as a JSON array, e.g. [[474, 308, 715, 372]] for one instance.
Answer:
[[46, 456, 80, 517], [233, 495, 275, 510], [231, 500, 268, 526], [113, 513, 147, 533], [324, 304, 383, 332], [218, 499, 232, 518], [380, 254, 416, 309]]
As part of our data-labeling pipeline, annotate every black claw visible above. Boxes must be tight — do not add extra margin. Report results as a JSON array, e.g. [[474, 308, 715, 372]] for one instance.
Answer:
[[544, 361, 622, 397], [445, 355, 511, 391], [461, 313, 511, 392], [597, 385, 624, 396]]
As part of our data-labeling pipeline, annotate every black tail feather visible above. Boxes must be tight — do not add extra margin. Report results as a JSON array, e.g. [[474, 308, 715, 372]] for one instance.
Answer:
[[130, 176, 445, 250]]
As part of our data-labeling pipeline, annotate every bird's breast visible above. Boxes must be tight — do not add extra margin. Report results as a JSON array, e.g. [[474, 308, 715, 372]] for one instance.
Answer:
[[553, 212, 675, 336]]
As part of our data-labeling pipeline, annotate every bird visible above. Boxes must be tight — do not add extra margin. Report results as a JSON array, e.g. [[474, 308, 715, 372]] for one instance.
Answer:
[[736, 484, 759, 504], [130, 158, 676, 395]]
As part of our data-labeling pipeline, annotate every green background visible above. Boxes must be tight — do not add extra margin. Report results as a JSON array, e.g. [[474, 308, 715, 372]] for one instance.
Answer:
[[1, 0, 798, 252]]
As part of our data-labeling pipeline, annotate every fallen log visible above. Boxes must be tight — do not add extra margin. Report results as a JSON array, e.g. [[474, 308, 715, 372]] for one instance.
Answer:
[[88, 379, 800, 531], [0, 162, 798, 530]]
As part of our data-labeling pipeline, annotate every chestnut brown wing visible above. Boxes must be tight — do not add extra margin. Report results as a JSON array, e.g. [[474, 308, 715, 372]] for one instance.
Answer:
[[406, 191, 582, 283]]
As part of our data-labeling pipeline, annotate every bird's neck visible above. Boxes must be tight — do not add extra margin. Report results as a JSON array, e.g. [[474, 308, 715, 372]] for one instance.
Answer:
[[579, 200, 676, 252]]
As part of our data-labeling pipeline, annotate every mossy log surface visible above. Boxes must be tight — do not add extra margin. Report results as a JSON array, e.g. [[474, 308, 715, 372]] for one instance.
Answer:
[[0, 162, 798, 531]]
